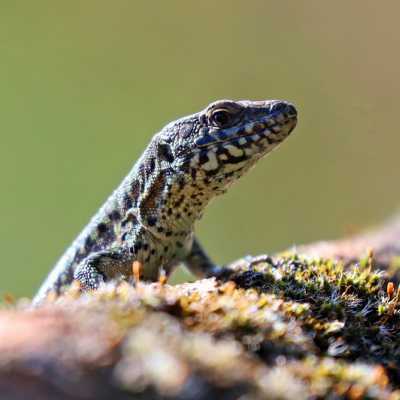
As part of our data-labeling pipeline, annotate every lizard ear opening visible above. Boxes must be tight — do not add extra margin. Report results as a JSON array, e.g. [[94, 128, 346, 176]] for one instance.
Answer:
[[158, 142, 175, 163]]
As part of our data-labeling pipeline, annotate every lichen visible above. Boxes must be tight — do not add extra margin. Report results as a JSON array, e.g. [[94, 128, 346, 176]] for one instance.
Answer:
[[3, 252, 400, 399]]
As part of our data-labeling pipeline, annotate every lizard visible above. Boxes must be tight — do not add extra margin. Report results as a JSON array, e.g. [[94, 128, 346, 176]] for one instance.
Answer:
[[33, 99, 297, 305]]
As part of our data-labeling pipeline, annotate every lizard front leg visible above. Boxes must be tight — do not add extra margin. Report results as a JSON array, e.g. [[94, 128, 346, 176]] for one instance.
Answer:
[[183, 237, 226, 278], [74, 248, 134, 290], [183, 238, 273, 280]]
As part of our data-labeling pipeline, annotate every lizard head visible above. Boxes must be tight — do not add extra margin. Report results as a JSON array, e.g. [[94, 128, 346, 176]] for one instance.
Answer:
[[157, 99, 297, 195]]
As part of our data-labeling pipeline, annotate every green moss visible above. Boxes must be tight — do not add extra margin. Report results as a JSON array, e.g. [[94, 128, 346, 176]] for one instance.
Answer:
[[8, 252, 400, 399]]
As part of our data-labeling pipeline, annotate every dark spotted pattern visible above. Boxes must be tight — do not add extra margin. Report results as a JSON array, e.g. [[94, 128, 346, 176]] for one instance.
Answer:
[[97, 223, 108, 235], [34, 99, 297, 304]]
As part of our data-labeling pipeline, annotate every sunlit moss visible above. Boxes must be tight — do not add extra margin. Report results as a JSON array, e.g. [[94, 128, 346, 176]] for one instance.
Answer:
[[11, 253, 400, 398]]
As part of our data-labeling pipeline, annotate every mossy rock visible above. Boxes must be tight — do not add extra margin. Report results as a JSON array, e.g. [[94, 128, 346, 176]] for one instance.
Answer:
[[1, 253, 400, 399]]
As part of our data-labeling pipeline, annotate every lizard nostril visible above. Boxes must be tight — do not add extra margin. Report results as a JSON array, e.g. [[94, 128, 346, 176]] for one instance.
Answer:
[[271, 101, 297, 117], [270, 102, 287, 112], [285, 104, 297, 117]]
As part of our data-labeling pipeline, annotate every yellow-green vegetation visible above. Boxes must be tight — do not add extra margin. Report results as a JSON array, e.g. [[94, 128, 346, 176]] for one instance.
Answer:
[[4, 253, 400, 399]]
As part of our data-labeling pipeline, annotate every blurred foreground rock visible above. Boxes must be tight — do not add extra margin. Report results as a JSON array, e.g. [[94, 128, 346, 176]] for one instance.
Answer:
[[3, 215, 400, 399]]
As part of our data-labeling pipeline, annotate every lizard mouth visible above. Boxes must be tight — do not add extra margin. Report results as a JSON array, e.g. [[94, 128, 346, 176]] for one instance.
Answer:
[[191, 110, 297, 177], [224, 112, 297, 147]]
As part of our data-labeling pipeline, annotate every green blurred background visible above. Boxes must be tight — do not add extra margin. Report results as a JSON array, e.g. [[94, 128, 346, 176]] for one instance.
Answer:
[[2, 1, 400, 297]]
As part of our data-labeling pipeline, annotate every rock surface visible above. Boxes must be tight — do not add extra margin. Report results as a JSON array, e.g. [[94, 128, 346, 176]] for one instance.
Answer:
[[4, 214, 400, 399]]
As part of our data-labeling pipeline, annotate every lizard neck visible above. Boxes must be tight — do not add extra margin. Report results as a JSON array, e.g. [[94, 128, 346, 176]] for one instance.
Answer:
[[135, 168, 215, 239], [120, 141, 225, 241]]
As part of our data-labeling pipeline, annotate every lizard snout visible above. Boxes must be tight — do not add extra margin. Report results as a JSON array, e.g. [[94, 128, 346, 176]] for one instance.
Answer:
[[270, 100, 297, 117]]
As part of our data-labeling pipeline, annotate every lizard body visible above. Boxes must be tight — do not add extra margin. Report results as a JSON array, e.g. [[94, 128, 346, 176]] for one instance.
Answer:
[[34, 99, 297, 304]]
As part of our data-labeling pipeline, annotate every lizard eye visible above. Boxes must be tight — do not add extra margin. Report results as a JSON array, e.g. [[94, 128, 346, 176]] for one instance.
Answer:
[[210, 109, 234, 128]]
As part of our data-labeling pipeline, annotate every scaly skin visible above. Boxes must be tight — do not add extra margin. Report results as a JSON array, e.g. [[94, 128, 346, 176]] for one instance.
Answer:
[[33, 99, 297, 304]]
